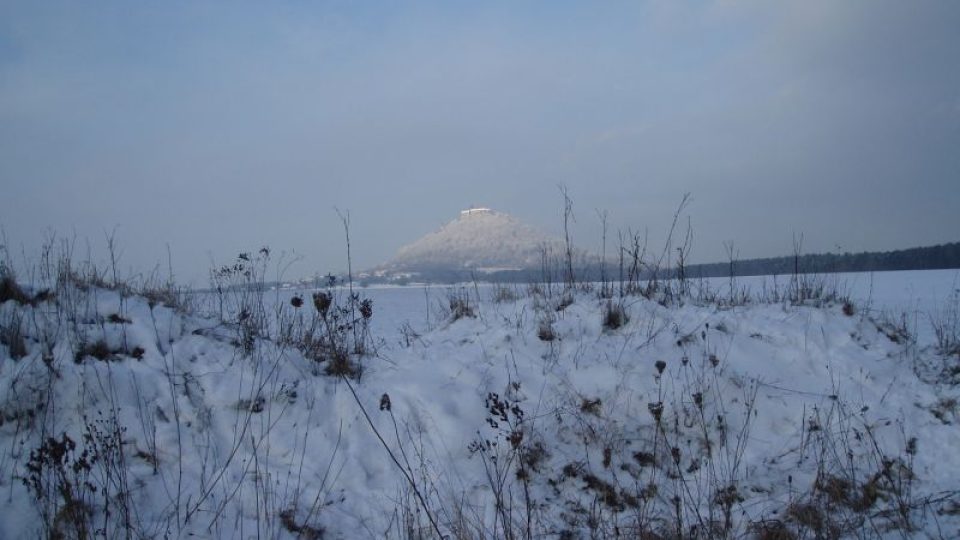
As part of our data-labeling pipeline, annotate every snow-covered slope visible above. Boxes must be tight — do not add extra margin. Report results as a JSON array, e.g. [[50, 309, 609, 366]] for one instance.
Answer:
[[1, 275, 959, 539], [380, 208, 568, 274]]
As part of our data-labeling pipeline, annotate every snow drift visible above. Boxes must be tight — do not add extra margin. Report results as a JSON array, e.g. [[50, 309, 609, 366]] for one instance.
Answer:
[[1, 266, 959, 538]]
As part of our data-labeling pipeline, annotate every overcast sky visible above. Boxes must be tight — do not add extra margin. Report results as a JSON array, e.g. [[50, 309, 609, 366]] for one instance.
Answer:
[[2, 1, 958, 284]]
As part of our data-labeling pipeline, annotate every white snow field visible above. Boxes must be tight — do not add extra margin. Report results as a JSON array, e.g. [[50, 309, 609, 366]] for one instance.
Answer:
[[1, 267, 958, 539]]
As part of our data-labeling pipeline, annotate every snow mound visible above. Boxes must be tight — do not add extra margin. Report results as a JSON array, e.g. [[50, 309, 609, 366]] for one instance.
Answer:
[[1, 279, 959, 538]]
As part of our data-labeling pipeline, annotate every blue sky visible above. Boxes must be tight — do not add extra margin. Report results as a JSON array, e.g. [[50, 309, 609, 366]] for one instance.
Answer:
[[2, 1, 959, 283]]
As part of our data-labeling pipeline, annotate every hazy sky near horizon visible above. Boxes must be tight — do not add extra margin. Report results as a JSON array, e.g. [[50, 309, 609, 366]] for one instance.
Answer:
[[2, 1, 959, 284]]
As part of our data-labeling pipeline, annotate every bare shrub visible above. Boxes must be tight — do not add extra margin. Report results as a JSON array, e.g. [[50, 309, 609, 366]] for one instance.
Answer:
[[468, 390, 538, 540], [324, 348, 359, 378], [931, 287, 960, 357], [492, 284, 520, 303], [602, 300, 627, 330], [209, 249, 272, 353], [23, 434, 97, 539], [0, 308, 28, 359], [559, 185, 576, 289], [74, 339, 114, 363], [750, 520, 797, 540], [301, 288, 368, 377], [447, 288, 475, 320], [275, 273, 373, 379], [876, 312, 914, 346], [279, 508, 324, 539], [537, 320, 556, 342], [139, 277, 191, 313], [0, 274, 31, 306]]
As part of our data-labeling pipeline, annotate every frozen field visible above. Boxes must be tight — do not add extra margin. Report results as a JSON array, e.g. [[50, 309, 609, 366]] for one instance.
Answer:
[[1, 268, 959, 538], [340, 269, 960, 343]]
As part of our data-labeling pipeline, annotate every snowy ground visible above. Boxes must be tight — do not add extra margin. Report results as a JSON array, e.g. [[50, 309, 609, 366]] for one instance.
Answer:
[[329, 269, 959, 351], [1, 269, 958, 538]]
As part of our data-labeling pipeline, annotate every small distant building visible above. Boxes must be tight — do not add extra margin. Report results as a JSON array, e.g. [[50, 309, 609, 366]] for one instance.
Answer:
[[460, 207, 493, 217]]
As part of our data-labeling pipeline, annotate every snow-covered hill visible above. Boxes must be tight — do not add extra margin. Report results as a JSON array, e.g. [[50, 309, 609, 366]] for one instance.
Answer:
[[376, 208, 570, 276]]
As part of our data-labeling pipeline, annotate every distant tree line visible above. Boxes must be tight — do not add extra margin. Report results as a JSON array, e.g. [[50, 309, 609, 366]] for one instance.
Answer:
[[684, 241, 960, 279]]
